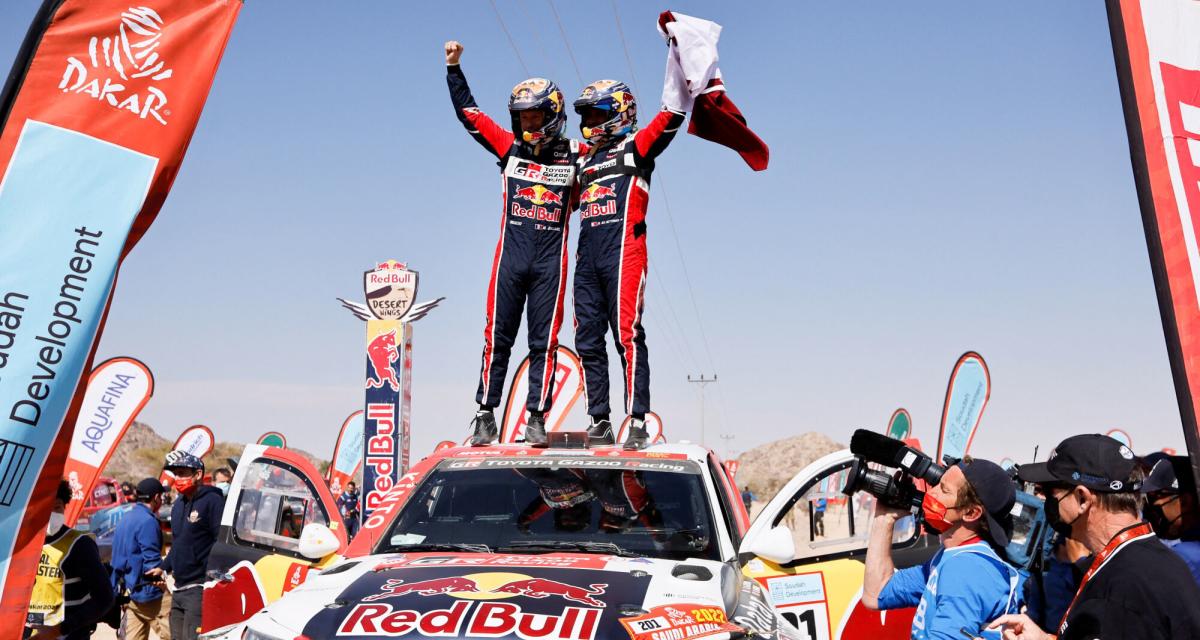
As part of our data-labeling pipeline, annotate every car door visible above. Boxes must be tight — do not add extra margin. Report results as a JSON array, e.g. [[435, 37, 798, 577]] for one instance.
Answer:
[[201, 444, 347, 633], [738, 450, 932, 640]]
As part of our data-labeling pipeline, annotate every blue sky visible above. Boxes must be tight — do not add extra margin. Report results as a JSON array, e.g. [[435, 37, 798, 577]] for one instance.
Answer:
[[0, 1, 1185, 467]]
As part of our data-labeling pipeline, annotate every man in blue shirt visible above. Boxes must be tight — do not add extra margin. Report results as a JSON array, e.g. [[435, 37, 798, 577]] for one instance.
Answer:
[[863, 457, 1021, 640], [1142, 453, 1200, 585], [110, 478, 165, 640]]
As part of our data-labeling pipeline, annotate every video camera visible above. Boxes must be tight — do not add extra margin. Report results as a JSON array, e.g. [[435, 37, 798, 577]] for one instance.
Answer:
[[841, 429, 946, 509]]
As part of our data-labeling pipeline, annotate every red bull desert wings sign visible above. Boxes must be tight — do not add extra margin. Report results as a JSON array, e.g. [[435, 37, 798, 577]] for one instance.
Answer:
[[346, 260, 441, 522]]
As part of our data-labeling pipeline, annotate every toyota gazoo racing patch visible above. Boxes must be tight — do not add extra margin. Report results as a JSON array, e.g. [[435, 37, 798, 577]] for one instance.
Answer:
[[302, 566, 650, 638]]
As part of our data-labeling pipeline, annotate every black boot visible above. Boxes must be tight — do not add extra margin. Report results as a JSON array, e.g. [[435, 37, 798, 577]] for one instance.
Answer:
[[524, 413, 548, 447], [469, 409, 498, 446], [624, 418, 649, 451], [587, 418, 614, 446]]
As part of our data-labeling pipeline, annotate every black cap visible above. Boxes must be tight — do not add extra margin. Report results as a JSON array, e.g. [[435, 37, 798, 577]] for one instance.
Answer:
[[958, 458, 1016, 548], [135, 477, 165, 499], [1018, 434, 1141, 493], [1142, 455, 1196, 495]]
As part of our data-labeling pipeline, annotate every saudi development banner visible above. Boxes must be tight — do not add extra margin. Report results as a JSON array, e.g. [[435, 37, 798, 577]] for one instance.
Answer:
[[936, 351, 990, 463], [1108, 0, 1200, 494], [0, 0, 240, 625]]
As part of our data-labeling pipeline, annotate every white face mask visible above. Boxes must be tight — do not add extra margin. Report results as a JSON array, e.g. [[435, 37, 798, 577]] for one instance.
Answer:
[[215, 482, 230, 496], [47, 511, 65, 535]]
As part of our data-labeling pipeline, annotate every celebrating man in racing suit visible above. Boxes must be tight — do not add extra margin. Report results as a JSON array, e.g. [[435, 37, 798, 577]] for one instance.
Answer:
[[445, 41, 585, 447], [573, 80, 684, 449]]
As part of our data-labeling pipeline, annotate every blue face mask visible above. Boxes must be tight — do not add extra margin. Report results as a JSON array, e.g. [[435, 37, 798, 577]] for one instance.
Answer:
[[215, 482, 230, 496]]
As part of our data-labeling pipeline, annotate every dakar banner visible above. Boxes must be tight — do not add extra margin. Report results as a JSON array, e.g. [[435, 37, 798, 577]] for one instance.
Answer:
[[328, 409, 364, 498], [257, 431, 287, 448], [0, 0, 240, 624], [363, 319, 411, 521], [158, 423, 215, 484], [936, 351, 991, 463], [500, 346, 584, 443], [886, 408, 912, 441], [63, 357, 153, 525], [1107, 0, 1200, 493]]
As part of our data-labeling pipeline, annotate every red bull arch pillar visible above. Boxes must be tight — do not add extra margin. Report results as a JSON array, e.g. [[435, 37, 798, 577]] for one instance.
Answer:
[[340, 260, 443, 522]]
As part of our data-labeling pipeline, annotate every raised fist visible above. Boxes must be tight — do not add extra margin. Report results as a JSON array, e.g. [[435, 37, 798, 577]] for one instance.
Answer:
[[445, 40, 463, 65]]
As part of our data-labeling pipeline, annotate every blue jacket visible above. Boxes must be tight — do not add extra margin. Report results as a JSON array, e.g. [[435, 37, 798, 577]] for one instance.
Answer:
[[162, 485, 224, 587], [109, 503, 164, 602], [878, 541, 1023, 640]]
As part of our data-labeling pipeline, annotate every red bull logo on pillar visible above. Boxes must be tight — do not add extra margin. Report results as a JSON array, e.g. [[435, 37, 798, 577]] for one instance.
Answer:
[[366, 329, 400, 391]]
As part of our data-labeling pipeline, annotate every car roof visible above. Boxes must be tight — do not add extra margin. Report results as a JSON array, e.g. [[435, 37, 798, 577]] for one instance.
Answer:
[[424, 441, 717, 465]]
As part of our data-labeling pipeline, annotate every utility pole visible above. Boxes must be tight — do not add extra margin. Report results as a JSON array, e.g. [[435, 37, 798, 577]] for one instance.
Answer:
[[688, 373, 717, 446], [719, 433, 735, 459]]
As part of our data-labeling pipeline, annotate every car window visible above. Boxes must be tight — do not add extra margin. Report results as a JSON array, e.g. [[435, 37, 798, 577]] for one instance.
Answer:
[[381, 457, 719, 561], [774, 462, 917, 562], [233, 458, 330, 553]]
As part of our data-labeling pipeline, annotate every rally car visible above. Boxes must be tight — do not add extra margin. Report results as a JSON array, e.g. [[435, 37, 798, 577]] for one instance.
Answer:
[[199, 440, 1046, 640]]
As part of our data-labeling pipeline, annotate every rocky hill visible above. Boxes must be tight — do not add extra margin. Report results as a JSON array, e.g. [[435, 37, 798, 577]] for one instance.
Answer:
[[101, 421, 328, 482], [735, 432, 845, 497]]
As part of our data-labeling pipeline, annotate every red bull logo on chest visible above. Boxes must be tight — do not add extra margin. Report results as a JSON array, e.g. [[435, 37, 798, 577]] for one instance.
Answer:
[[514, 185, 563, 206]]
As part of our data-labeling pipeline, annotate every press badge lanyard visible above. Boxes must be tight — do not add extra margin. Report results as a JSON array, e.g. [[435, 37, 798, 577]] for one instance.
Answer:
[[1057, 522, 1154, 634]]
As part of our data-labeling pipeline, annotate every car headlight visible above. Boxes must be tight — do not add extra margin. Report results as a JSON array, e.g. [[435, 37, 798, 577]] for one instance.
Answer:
[[241, 628, 289, 640], [196, 624, 243, 640]]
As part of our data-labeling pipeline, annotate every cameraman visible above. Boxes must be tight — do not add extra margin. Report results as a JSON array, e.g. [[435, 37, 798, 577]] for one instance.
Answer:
[[863, 457, 1020, 639]]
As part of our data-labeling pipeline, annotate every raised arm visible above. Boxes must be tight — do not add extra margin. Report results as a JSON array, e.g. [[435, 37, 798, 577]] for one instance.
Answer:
[[634, 108, 685, 161], [446, 40, 514, 159]]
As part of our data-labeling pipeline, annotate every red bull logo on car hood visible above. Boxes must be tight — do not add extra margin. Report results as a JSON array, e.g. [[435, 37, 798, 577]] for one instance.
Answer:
[[362, 572, 607, 608], [315, 566, 653, 639]]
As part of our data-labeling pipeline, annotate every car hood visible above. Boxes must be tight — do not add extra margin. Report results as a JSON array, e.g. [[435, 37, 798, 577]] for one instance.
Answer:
[[245, 552, 765, 639]]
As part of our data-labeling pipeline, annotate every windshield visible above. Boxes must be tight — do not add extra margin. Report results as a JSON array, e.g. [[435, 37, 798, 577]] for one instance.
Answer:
[[380, 457, 719, 561]]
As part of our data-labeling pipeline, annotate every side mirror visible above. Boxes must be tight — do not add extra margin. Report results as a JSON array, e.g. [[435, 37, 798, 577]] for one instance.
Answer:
[[739, 525, 795, 565], [298, 523, 339, 560]]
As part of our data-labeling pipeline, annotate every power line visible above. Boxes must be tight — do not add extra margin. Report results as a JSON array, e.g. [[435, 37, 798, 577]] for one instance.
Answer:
[[608, 0, 640, 93], [514, 0, 553, 76], [488, 0, 531, 77], [648, 256, 700, 371], [606, 2, 729, 432], [546, 0, 584, 85]]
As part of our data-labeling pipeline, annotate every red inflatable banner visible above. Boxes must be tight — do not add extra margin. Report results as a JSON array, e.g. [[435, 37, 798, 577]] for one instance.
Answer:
[[1108, 0, 1200, 493], [63, 356, 153, 526], [0, 0, 240, 626], [500, 346, 584, 443]]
